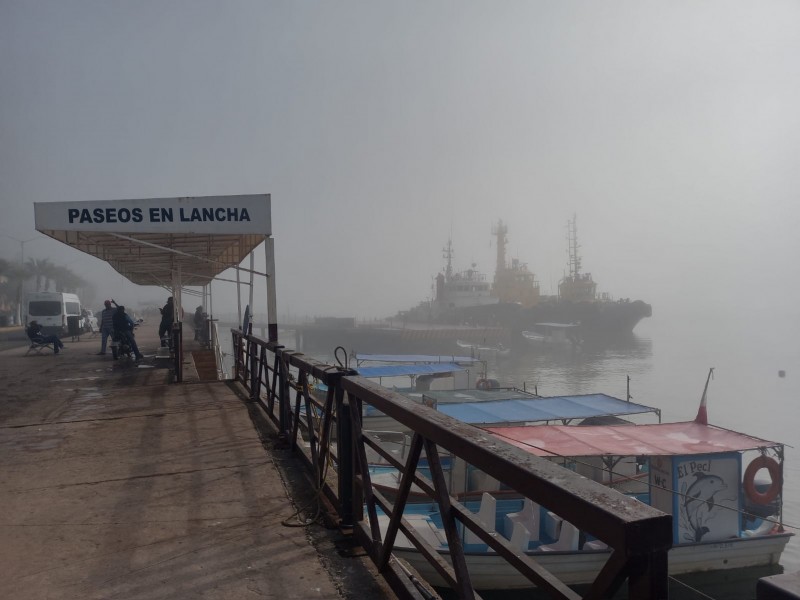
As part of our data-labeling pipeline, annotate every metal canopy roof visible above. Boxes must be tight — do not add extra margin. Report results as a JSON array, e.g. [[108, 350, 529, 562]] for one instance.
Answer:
[[33, 195, 272, 287], [435, 393, 661, 425], [485, 421, 782, 457], [37, 230, 265, 287]]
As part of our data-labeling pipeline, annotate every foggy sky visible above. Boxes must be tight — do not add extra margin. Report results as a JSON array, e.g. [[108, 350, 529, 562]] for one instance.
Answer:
[[2, 1, 800, 321]]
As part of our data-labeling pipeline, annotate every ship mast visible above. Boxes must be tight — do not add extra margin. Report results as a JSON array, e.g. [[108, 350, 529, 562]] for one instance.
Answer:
[[567, 214, 582, 280], [492, 220, 508, 275], [442, 238, 454, 281]]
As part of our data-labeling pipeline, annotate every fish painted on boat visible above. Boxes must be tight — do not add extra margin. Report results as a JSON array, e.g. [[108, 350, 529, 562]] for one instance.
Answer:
[[682, 472, 728, 542]]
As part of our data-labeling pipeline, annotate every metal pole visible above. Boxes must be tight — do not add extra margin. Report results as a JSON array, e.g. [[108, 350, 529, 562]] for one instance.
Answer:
[[337, 390, 354, 528], [236, 254, 242, 330], [248, 251, 255, 327], [17, 240, 24, 325], [264, 236, 278, 343], [208, 280, 213, 321]]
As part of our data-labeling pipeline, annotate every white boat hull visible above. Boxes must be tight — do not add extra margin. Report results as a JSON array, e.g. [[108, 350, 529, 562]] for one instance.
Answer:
[[391, 533, 792, 590]]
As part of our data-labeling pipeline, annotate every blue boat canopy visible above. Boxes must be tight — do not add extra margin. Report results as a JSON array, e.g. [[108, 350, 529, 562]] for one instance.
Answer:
[[434, 393, 660, 425], [355, 363, 467, 378]]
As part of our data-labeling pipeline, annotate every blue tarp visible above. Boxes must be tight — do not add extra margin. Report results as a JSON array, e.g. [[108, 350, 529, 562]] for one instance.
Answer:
[[355, 363, 467, 378], [437, 393, 659, 424]]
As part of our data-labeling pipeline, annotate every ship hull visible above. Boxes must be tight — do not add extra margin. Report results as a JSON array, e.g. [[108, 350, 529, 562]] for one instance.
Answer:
[[445, 298, 652, 341]]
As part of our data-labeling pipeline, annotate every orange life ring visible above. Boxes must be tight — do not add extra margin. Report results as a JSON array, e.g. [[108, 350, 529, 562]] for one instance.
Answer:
[[743, 455, 781, 506]]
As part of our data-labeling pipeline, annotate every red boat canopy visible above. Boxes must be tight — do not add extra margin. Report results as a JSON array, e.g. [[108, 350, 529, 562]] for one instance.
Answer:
[[484, 421, 782, 458]]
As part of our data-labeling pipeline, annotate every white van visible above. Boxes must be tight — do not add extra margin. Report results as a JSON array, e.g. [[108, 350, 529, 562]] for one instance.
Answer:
[[26, 292, 83, 336]]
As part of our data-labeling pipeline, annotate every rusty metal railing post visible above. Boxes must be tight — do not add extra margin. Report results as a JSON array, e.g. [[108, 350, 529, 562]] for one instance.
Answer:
[[172, 322, 182, 383], [277, 349, 294, 442], [337, 386, 354, 528], [232, 330, 240, 382], [247, 324, 257, 399], [626, 547, 669, 599]]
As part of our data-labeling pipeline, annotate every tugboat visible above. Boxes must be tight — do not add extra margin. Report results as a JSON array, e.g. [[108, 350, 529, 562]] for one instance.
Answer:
[[433, 238, 498, 310], [399, 217, 651, 341], [491, 220, 540, 308], [558, 215, 597, 303], [527, 215, 652, 338]]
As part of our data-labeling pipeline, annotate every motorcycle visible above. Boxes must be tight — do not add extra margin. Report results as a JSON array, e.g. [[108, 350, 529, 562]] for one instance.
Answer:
[[110, 319, 142, 360], [110, 330, 133, 360]]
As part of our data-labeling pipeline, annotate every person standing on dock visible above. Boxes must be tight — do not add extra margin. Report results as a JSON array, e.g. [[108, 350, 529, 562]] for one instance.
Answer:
[[158, 297, 174, 345], [193, 306, 208, 344], [97, 299, 116, 355]]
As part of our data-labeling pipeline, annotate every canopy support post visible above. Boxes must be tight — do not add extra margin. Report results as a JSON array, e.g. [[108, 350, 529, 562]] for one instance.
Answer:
[[236, 253, 242, 330], [249, 251, 255, 329], [265, 236, 278, 343]]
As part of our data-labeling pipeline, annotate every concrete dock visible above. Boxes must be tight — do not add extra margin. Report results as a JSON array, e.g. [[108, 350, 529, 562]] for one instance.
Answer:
[[0, 326, 394, 600]]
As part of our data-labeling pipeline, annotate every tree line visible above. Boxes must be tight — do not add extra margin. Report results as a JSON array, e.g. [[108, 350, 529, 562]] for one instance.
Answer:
[[0, 257, 91, 315]]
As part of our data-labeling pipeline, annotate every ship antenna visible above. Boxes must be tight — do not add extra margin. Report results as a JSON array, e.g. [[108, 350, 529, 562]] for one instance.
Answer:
[[492, 220, 507, 276], [568, 214, 582, 279], [443, 238, 453, 281], [694, 367, 714, 424]]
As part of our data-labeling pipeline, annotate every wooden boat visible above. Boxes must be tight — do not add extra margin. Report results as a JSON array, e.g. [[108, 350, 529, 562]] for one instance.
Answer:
[[381, 410, 791, 590], [521, 322, 582, 346], [386, 498, 789, 589], [367, 389, 662, 495], [455, 339, 511, 357]]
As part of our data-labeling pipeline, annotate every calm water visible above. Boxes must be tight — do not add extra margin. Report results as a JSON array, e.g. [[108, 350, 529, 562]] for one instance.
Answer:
[[225, 305, 800, 598]]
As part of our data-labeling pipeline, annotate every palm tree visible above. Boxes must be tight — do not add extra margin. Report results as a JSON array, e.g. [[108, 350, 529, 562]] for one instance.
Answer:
[[43, 261, 60, 292], [26, 258, 54, 292], [52, 265, 88, 293], [0, 258, 13, 313], [0, 259, 32, 324]]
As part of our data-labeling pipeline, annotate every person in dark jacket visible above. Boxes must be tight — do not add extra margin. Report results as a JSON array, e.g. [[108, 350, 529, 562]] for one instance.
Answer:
[[112, 305, 143, 360], [193, 306, 208, 343], [97, 299, 117, 355], [26, 321, 65, 354], [158, 297, 174, 341]]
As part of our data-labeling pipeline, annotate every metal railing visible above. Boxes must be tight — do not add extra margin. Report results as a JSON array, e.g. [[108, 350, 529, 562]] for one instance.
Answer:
[[171, 322, 183, 383], [209, 318, 227, 379], [231, 329, 672, 600]]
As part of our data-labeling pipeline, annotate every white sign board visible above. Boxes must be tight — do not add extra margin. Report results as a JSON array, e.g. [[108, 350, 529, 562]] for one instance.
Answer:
[[34, 194, 271, 235], [674, 453, 741, 543]]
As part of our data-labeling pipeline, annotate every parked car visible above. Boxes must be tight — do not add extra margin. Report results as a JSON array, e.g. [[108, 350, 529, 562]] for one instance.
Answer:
[[81, 309, 99, 333]]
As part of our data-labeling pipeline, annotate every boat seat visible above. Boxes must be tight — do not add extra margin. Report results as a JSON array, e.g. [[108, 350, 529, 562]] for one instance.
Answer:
[[465, 492, 496, 545], [542, 511, 562, 541], [504, 498, 540, 541], [509, 521, 532, 551], [583, 539, 609, 550], [539, 519, 580, 552]]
